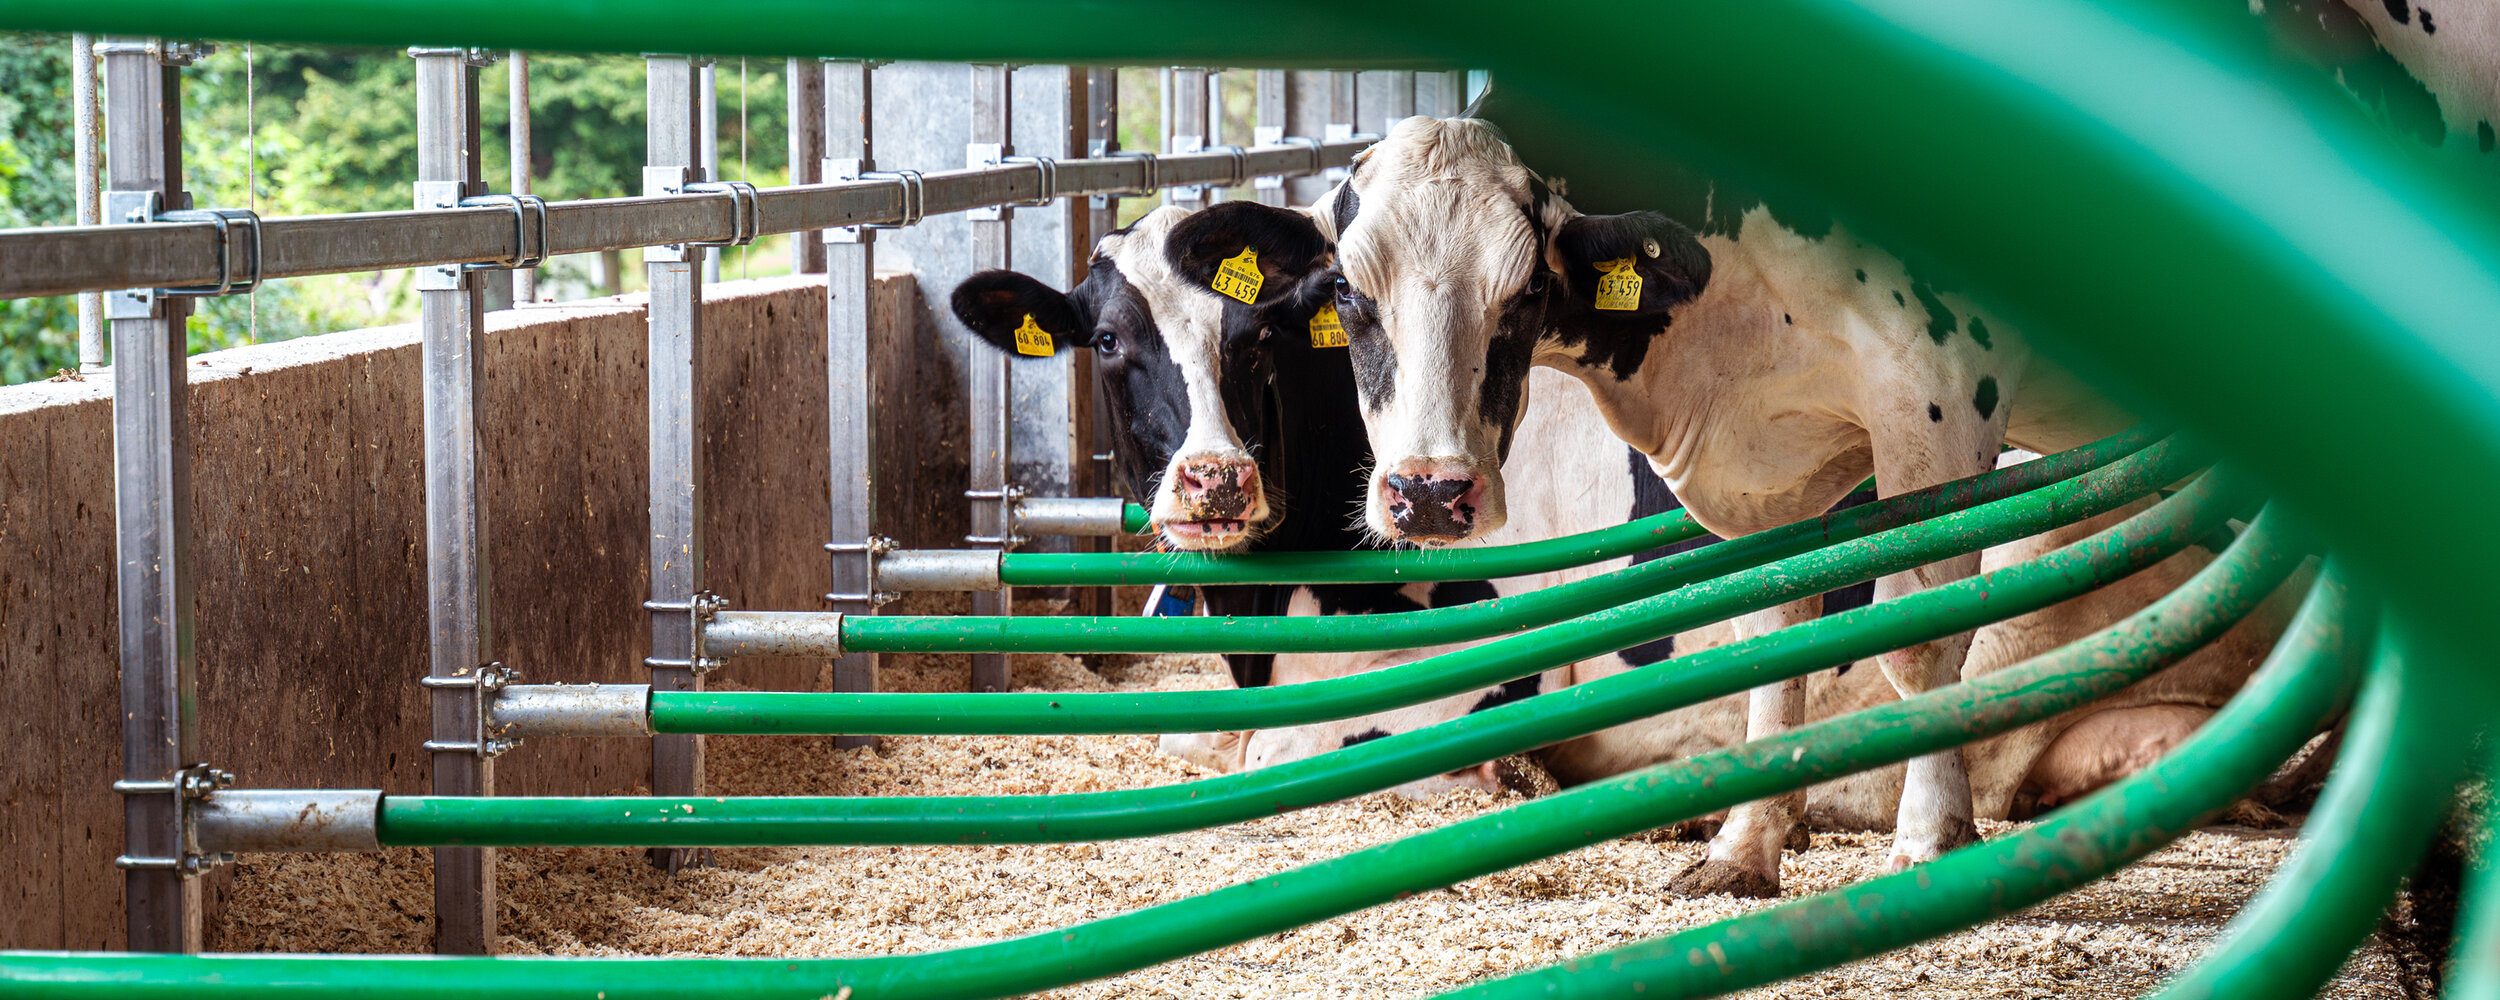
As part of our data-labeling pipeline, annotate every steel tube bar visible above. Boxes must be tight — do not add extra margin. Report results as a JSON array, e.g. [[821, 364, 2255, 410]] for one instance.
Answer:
[[72, 32, 103, 368], [669, 452, 2225, 737], [0, 140, 1367, 301], [490, 684, 653, 739], [192, 791, 384, 855], [821, 58, 879, 747], [993, 508, 1699, 586], [412, 45, 496, 956], [710, 431, 2181, 657], [2148, 610, 2482, 1000], [1011, 496, 1131, 537], [0, 484, 2291, 1000], [105, 34, 200, 955], [643, 54, 710, 873], [873, 549, 1000, 593], [1440, 547, 2361, 1000], [965, 62, 1014, 695]]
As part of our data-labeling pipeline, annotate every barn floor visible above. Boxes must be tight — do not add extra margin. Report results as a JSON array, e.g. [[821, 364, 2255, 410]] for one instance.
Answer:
[[207, 649, 2421, 999]]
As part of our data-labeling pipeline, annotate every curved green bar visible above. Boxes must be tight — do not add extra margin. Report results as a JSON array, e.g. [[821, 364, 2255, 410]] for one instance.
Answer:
[[0, 497, 2302, 998], [657, 438, 2178, 735], [1004, 509, 1706, 587], [838, 434, 2180, 655], [2151, 611, 2485, 1000], [385, 472, 2241, 847], [1438, 551, 2365, 1000], [1121, 502, 1149, 535]]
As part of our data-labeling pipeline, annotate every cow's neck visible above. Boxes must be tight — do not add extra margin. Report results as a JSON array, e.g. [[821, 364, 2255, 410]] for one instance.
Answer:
[[1542, 225, 1876, 537]]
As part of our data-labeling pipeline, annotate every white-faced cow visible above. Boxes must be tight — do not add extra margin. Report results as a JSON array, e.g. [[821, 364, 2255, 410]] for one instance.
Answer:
[[1306, 102, 2151, 896]]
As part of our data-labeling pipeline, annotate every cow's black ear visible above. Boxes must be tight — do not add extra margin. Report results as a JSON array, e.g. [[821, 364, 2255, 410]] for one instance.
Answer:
[[1553, 211, 1711, 317], [950, 269, 1092, 357], [1166, 202, 1332, 306]]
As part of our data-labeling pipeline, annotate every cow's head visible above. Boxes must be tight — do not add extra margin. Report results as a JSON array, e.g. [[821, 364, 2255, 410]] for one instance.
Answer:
[[951, 203, 1332, 551], [1320, 116, 1711, 545]]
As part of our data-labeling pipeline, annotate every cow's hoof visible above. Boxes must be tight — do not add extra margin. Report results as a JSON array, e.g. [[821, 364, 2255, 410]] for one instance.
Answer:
[[1666, 858, 1780, 899], [1785, 824, 1814, 851], [1884, 820, 1979, 873]]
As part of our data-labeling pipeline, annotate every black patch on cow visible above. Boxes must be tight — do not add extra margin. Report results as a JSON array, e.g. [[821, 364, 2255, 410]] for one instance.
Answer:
[[951, 269, 1092, 353], [1339, 284, 1398, 413], [1311, 583, 1427, 617], [1166, 202, 1333, 305], [1967, 315, 1994, 350], [1928, 402, 1944, 423], [1782, 313, 1792, 325], [1331, 178, 1362, 236], [1385, 474, 1479, 538], [1480, 309, 1541, 459], [1972, 376, 2001, 421], [1428, 579, 1500, 609], [1203, 585, 1293, 687], [1467, 674, 1544, 714], [2383, 0, 2410, 24], [1548, 212, 1708, 382], [1854, 268, 1867, 283], [1340, 728, 1391, 748], [1910, 281, 1957, 345], [1892, 290, 1906, 307], [2480, 121, 2494, 153], [1619, 447, 1723, 667], [2420, 6, 2435, 31]]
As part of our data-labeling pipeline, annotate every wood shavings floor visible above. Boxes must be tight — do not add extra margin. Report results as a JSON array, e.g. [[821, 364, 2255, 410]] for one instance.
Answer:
[[207, 651, 2414, 999]]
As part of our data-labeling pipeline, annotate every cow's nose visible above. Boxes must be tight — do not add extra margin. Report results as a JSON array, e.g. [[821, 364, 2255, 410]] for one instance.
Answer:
[[1174, 458, 1259, 518], [1382, 463, 1484, 543]]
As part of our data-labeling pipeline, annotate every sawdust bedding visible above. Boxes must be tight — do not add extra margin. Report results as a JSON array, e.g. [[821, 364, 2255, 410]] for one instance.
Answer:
[[209, 647, 2414, 998]]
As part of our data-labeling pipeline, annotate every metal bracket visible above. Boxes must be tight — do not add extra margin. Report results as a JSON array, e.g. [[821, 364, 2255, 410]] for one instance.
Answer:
[[412, 179, 476, 290], [106, 193, 263, 318], [421, 661, 522, 757], [93, 38, 216, 65], [640, 165, 703, 263], [1001, 155, 1060, 208], [682, 181, 763, 248], [1109, 150, 1160, 199], [1168, 134, 1206, 203], [407, 46, 501, 68], [964, 484, 1030, 549], [1270, 135, 1326, 190], [1205, 145, 1251, 190], [1324, 122, 1355, 181], [825, 535, 898, 606], [967, 143, 1011, 222], [1253, 127, 1288, 190], [457, 193, 551, 272], [643, 593, 730, 674], [113, 764, 236, 875], [823, 156, 877, 244], [1088, 139, 1120, 210]]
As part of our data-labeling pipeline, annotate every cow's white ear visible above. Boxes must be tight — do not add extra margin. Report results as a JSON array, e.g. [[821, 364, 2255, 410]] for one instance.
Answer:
[[949, 269, 1090, 357]]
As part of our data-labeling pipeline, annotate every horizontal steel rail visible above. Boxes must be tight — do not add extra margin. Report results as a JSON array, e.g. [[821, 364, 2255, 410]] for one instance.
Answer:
[[405, 469, 2242, 847], [0, 139, 1366, 301], [699, 429, 2178, 657], [0, 492, 2306, 997]]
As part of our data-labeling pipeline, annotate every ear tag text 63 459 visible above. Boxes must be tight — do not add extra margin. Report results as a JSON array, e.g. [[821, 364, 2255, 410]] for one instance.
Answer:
[[1308, 302, 1348, 348], [1212, 246, 1264, 303], [1012, 314, 1054, 357], [1594, 258, 1643, 311]]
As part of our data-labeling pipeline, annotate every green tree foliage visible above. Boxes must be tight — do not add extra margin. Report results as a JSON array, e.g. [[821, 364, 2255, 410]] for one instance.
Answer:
[[0, 37, 79, 383]]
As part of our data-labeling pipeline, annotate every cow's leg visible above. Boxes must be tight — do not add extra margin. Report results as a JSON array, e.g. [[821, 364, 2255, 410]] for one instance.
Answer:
[[1668, 599, 1819, 898]]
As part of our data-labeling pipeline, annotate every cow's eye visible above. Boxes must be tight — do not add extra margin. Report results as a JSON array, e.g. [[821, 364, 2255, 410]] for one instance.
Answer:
[[1095, 331, 1120, 355], [1526, 271, 1552, 296], [1333, 276, 1354, 299]]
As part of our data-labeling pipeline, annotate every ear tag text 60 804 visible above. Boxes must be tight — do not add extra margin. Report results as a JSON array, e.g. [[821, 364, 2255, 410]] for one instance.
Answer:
[[1308, 302, 1348, 348], [1212, 246, 1264, 303], [1594, 257, 1643, 311], [1012, 314, 1054, 357]]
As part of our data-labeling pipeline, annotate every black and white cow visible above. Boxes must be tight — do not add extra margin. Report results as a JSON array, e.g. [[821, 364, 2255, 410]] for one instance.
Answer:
[[1301, 103, 2142, 896]]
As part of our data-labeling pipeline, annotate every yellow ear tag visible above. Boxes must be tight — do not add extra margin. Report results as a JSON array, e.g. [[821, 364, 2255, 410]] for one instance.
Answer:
[[1308, 302, 1348, 348], [1593, 258, 1643, 311], [1211, 246, 1264, 304], [1011, 314, 1055, 357]]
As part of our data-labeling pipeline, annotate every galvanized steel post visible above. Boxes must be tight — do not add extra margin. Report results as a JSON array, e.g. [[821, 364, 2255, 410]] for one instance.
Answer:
[[964, 63, 1015, 694], [1076, 64, 1119, 617], [72, 33, 104, 369], [821, 58, 880, 746], [786, 57, 825, 274], [1253, 68, 1289, 207], [1163, 67, 1209, 205], [698, 61, 720, 284], [1325, 69, 1356, 181], [102, 33, 203, 955], [410, 43, 499, 955], [1371, 69, 1414, 132], [643, 53, 713, 870], [508, 52, 534, 304]]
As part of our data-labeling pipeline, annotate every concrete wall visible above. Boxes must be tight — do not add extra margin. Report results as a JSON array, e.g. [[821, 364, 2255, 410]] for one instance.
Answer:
[[0, 273, 952, 950]]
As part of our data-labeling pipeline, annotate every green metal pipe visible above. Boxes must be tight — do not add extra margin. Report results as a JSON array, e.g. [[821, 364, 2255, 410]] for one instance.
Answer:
[[833, 432, 2184, 655], [1436, 553, 2366, 1000], [659, 437, 2186, 735], [1121, 502, 1148, 534], [384, 470, 2243, 847], [2150, 609, 2485, 1000], [0, 498, 2305, 998]]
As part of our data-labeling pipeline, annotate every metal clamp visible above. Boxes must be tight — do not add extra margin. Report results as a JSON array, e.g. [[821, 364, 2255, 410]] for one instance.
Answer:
[[407, 47, 501, 68], [1206, 145, 1251, 189], [643, 593, 730, 674], [825, 535, 897, 606], [156, 208, 264, 298], [964, 484, 1030, 548], [1272, 135, 1326, 188], [113, 764, 236, 874], [682, 181, 762, 248], [859, 170, 926, 230], [1110, 150, 1160, 198], [456, 193, 551, 271], [94, 38, 216, 66], [1001, 155, 1060, 207], [421, 661, 522, 757]]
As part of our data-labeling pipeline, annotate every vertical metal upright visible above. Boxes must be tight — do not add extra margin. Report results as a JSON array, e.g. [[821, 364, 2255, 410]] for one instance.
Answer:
[[103, 34, 202, 955], [509, 53, 536, 305], [643, 54, 712, 869], [821, 59, 879, 744], [787, 57, 826, 275], [698, 61, 722, 284], [1253, 69, 1289, 208], [1165, 67, 1209, 206], [1079, 66, 1120, 617], [965, 63, 1014, 694], [1377, 71, 1416, 132], [73, 33, 104, 370], [1421, 69, 1468, 117], [1325, 71, 1357, 182], [410, 45, 498, 955]]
